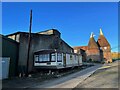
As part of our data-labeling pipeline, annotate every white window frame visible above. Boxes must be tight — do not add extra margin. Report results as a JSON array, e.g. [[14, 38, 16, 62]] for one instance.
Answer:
[[57, 53, 62, 62], [39, 54, 50, 62], [34, 55, 39, 62], [51, 53, 56, 62]]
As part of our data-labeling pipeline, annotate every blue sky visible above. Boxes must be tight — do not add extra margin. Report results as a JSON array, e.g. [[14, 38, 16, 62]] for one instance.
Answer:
[[2, 2, 118, 52]]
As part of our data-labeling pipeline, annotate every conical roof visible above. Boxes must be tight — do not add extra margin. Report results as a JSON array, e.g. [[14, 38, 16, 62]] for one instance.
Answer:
[[97, 28, 110, 47], [88, 32, 99, 49]]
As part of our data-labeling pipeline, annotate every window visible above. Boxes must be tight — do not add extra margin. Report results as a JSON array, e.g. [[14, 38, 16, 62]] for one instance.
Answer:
[[57, 53, 62, 62], [39, 55, 43, 62], [43, 54, 49, 61], [51, 53, 56, 62], [74, 50, 77, 53], [39, 54, 50, 62], [100, 47, 102, 50], [104, 47, 107, 50], [75, 55, 77, 60], [34, 55, 39, 62]]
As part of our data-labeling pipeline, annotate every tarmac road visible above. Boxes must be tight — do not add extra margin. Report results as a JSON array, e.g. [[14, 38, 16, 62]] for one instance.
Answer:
[[2, 61, 119, 89], [74, 60, 119, 88], [2, 64, 102, 89], [30, 64, 102, 88]]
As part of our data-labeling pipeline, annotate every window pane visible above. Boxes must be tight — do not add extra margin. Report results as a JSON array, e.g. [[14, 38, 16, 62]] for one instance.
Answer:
[[42, 55, 46, 61], [39, 55, 42, 62], [51, 53, 55, 61], [46, 54, 50, 61], [38, 54, 50, 62], [35, 55, 39, 62], [46, 54, 49, 61], [57, 53, 62, 62]]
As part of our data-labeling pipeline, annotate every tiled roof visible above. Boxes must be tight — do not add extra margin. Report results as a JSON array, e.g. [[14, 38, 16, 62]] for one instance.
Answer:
[[88, 36, 99, 49], [73, 46, 88, 51], [97, 35, 110, 47]]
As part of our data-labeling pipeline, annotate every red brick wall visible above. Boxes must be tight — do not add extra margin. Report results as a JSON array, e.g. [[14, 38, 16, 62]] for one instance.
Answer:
[[103, 52, 112, 63], [100, 46, 112, 63], [86, 49, 101, 61]]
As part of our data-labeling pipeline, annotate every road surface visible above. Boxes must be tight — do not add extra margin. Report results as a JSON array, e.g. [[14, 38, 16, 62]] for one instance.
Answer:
[[29, 64, 102, 88], [74, 61, 119, 88]]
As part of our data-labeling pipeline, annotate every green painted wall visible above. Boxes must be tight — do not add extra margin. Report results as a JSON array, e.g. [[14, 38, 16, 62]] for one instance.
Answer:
[[1, 36, 19, 77]]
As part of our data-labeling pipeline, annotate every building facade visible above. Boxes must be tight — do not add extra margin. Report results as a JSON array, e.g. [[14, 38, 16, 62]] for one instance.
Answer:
[[6, 29, 74, 75], [74, 46, 87, 61], [73, 29, 112, 63], [86, 32, 101, 61], [97, 29, 112, 63], [1, 34, 19, 77]]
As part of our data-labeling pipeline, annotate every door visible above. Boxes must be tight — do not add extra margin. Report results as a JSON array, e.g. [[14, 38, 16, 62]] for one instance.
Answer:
[[1, 57, 10, 79], [63, 54, 66, 67]]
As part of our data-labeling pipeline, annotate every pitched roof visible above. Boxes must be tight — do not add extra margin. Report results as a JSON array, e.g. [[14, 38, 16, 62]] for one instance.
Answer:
[[97, 29, 110, 47], [88, 32, 99, 49], [0, 34, 19, 44], [37, 29, 61, 35], [73, 46, 88, 51]]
